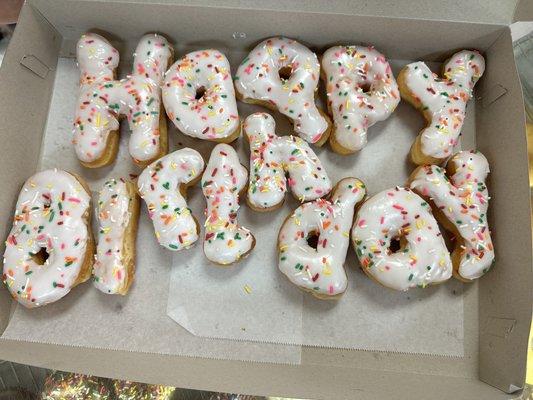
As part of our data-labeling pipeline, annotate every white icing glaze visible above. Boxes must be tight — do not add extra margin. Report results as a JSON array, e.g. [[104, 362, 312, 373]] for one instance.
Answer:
[[322, 45, 400, 152], [278, 178, 366, 297], [163, 50, 240, 141], [401, 50, 485, 161], [202, 144, 254, 265], [2, 169, 91, 308], [409, 150, 494, 280], [93, 178, 134, 294], [74, 33, 172, 163], [137, 148, 204, 251], [244, 112, 332, 210], [235, 37, 328, 144], [352, 187, 452, 291]]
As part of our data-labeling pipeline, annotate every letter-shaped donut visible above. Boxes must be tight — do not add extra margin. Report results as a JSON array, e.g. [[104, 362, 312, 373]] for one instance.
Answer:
[[202, 144, 255, 265], [398, 50, 485, 165], [2, 169, 94, 307], [322, 45, 400, 154], [74, 33, 173, 167], [137, 148, 205, 251], [235, 37, 331, 145], [93, 178, 140, 295], [163, 49, 240, 142], [244, 112, 332, 211], [352, 187, 452, 291], [409, 150, 494, 281], [278, 178, 366, 299]]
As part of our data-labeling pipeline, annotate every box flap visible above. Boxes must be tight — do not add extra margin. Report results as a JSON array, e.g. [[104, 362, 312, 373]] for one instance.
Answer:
[[476, 27, 533, 392], [0, 3, 61, 333], [514, 0, 533, 22], [52, 0, 520, 25]]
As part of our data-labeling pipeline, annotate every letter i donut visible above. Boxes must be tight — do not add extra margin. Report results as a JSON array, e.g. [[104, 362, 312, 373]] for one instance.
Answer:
[[202, 144, 255, 265], [93, 178, 140, 295]]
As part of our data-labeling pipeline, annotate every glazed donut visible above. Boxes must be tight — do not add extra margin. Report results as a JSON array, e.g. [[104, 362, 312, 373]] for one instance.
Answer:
[[235, 37, 331, 146], [409, 150, 494, 281], [278, 178, 366, 299], [322, 45, 400, 154], [398, 50, 485, 165], [244, 112, 332, 211], [137, 148, 204, 251], [93, 178, 140, 295], [163, 49, 240, 142], [74, 33, 173, 167], [351, 187, 452, 291], [2, 169, 94, 307], [202, 144, 255, 265]]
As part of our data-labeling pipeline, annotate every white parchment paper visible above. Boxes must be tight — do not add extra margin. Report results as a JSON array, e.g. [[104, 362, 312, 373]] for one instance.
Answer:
[[2, 53, 471, 361], [167, 58, 470, 356], [1, 58, 302, 364]]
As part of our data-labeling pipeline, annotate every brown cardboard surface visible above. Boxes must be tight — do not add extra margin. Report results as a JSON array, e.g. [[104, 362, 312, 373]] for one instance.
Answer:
[[34, 0, 523, 25], [0, 1, 530, 399], [476, 28, 533, 392], [0, 3, 61, 333], [34, 0, 504, 61]]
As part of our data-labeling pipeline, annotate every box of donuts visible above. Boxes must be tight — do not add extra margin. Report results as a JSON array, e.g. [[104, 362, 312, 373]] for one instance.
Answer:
[[0, 0, 531, 399]]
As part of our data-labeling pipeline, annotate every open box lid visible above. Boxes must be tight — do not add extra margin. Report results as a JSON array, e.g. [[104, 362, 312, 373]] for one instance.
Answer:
[[0, 1, 531, 399], [57, 0, 529, 25]]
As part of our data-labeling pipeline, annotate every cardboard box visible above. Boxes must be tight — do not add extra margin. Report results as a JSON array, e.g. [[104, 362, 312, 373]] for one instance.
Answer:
[[0, 1, 531, 399]]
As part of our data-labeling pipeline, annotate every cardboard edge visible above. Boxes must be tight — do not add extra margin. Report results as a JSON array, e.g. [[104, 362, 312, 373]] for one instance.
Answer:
[[0, 2, 61, 333]]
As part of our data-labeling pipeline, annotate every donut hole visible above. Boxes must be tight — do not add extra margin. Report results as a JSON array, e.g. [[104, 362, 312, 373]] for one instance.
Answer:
[[194, 86, 206, 101], [306, 230, 320, 250], [388, 235, 407, 255], [358, 82, 372, 93], [278, 66, 293, 82], [31, 247, 49, 265]]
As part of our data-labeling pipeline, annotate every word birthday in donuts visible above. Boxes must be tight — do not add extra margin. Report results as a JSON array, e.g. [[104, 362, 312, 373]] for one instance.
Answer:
[[2, 32, 494, 308]]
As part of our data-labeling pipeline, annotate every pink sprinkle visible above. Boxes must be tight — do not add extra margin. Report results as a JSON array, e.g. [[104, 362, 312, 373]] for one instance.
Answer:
[[358, 219, 366, 227], [392, 204, 403, 210], [68, 197, 81, 203], [329, 285, 334, 294], [380, 216, 384, 225], [311, 133, 322, 143]]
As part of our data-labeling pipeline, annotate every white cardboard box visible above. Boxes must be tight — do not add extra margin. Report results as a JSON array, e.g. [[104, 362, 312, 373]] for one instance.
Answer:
[[0, 1, 531, 399]]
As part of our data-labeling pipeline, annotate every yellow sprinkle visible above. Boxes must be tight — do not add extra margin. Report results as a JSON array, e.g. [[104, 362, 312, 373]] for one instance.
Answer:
[[29, 181, 36, 188], [415, 219, 426, 230], [260, 187, 269, 193], [342, 231, 349, 238], [140, 140, 150, 149], [279, 244, 288, 252], [323, 266, 332, 276], [345, 99, 351, 110], [266, 46, 273, 55], [101, 227, 111, 234], [294, 218, 301, 226], [439, 258, 446, 267], [227, 239, 235, 248], [170, 162, 178, 169], [155, 231, 161, 239], [244, 285, 252, 294], [288, 98, 295, 104]]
